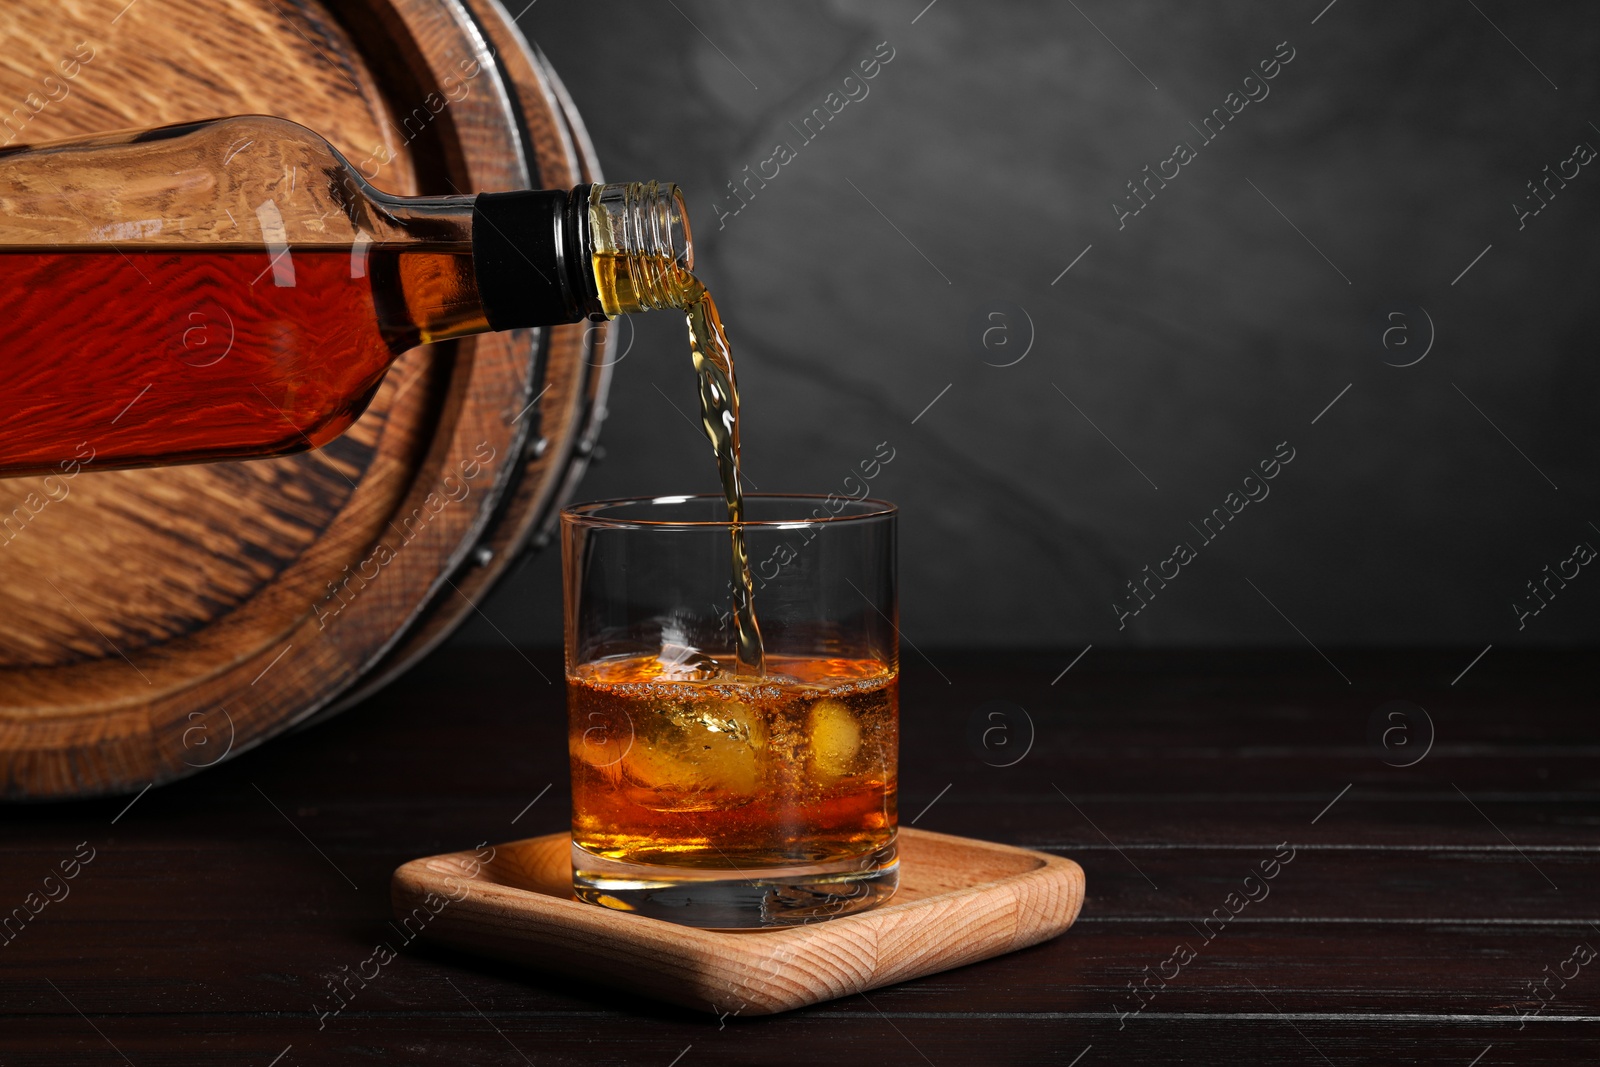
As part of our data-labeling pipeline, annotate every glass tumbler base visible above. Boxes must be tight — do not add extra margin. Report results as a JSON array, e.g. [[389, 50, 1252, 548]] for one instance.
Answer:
[[571, 838, 899, 929]]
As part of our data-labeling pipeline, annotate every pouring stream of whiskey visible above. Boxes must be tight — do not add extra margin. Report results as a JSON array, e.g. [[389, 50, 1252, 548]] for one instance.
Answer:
[[683, 278, 765, 675]]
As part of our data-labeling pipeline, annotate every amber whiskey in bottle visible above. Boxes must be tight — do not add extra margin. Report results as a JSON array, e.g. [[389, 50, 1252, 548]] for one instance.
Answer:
[[0, 115, 691, 476]]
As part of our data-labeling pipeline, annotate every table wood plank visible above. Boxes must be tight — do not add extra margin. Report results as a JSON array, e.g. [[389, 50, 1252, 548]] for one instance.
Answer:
[[2, 647, 1597, 1064]]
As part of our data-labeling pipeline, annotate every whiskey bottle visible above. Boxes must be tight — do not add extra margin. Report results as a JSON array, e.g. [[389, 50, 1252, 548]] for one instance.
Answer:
[[0, 114, 690, 476]]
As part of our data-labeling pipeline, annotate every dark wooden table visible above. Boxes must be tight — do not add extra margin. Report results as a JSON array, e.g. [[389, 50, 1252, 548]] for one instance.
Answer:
[[4, 647, 1596, 1065]]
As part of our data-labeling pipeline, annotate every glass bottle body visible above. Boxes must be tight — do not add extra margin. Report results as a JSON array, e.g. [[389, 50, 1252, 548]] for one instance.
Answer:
[[0, 115, 689, 476]]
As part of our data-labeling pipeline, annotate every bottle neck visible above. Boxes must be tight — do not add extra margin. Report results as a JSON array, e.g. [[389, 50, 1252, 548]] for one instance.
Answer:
[[469, 181, 696, 331], [472, 187, 604, 330], [585, 181, 698, 314]]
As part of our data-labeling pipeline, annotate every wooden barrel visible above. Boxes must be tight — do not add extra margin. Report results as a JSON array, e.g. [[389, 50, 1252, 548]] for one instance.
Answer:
[[0, 0, 611, 799]]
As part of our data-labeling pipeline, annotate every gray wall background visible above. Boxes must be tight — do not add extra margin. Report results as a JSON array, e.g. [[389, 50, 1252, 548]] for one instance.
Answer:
[[457, 0, 1600, 650]]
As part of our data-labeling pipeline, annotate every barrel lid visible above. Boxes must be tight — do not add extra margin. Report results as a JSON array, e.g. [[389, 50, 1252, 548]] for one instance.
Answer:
[[0, 0, 611, 798]]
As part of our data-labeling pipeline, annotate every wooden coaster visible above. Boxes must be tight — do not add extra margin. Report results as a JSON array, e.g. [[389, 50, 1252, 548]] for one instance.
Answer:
[[391, 828, 1084, 1015]]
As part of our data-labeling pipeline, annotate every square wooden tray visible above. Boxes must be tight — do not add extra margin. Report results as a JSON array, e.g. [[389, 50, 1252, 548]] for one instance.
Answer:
[[391, 827, 1084, 1015]]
